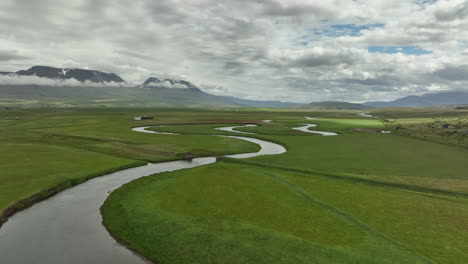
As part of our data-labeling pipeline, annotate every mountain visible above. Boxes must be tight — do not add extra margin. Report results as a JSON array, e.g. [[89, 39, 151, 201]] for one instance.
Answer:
[[0, 65, 301, 108], [307, 101, 367, 109], [364, 91, 468, 107], [139, 77, 299, 107], [0, 84, 299, 108], [13, 66, 126, 83], [142, 77, 199, 90]]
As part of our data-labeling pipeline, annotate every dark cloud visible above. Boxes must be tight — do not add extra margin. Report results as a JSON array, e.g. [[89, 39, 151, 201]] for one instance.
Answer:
[[0, 50, 29, 61], [434, 65, 468, 81], [292, 50, 359, 68], [433, 1, 468, 21], [260, 0, 336, 19], [223, 61, 247, 75]]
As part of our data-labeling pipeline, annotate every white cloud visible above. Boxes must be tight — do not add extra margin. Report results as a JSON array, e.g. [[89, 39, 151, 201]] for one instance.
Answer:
[[160, 80, 187, 89], [1, 0, 468, 102], [0, 74, 130, 87]]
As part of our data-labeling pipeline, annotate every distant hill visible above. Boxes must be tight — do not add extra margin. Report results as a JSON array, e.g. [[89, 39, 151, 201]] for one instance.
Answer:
[[0, 84, 299, 108], [0, 65, 301, 108], [307, 101, 367, 109], [365, 91, 468, 107], [12, 66, 126, 83]]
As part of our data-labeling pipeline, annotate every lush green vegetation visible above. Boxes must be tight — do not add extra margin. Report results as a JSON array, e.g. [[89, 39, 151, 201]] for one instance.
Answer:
[[308, 118, 385, 133], [148, 116, 468, 194], [103, 159, 468, 264], [247, 133, 468, 192], [101, 107, 468, 264], [0, 108, 260, 221], [3, 106, 468, 263], [102, 161, 428, 264], [0, 144, 142, 213], [151, 117, 385, 136]]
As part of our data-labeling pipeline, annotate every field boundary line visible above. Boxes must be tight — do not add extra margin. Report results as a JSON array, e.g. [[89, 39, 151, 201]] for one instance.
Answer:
[[262, 171, 434, 264], [220, 158, 468, 198]]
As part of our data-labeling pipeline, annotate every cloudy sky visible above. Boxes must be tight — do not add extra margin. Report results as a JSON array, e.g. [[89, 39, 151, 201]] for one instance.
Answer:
[[1, 0, 468, 102]]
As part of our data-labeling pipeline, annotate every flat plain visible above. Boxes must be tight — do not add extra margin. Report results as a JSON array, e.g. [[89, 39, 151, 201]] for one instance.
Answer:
[[2, 107, 468, 263]]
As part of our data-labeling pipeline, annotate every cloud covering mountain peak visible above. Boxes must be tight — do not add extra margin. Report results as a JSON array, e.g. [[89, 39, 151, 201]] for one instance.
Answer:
[[142, 77, 199, 90]]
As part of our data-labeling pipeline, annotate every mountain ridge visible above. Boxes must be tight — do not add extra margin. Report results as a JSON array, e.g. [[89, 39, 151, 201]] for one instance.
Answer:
[[307, 101, 367, 109], [0, 84, 299, 108], [9, 66, 126, 83], [0, 65, 302, 108], [364, 91, 468, 107]]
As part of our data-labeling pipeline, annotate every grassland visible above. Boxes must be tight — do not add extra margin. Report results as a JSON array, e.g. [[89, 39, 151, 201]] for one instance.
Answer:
[[103, 159, 468, 264], [151, 117, 385, 136], [102, 161, 428, 264], [101, 107, 468, 264], [369, 108, 468, 150], [3, 106, 468, 263], [0, 144, 143, 218], [0, 108, 261, 224], [147, 116, 468, 194]]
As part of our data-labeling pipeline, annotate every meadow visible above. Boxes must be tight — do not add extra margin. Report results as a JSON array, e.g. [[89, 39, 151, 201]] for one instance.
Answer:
[[373, 108, 468, 150], [103, 160, 468, 263], [0, 108, 260, 224], [102, 107, 468, 264], [2, 107, 468, 263]]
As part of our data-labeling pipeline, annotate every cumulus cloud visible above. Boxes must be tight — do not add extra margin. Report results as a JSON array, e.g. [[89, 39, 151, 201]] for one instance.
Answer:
[[0, 74, 131, 87], [198, 84, 230, 95], [1, 0, 468, 102], [160, 81, 187, 89], [0, 50, 29, 61]]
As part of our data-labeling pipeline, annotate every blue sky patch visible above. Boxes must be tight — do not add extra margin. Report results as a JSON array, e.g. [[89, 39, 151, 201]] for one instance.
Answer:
[[314, 23, 384, 37], [367, 46, 432, 55], [415, 0, 438, 5]]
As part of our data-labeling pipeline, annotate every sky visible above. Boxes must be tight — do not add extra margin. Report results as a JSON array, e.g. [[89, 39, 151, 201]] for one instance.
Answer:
[[1, 0, 468, 103]]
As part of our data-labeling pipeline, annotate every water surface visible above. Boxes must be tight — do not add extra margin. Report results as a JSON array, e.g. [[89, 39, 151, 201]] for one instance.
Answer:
[[292, 123, 338, 136], [357, 113, 374, 118], [215, 124, 258, 134]]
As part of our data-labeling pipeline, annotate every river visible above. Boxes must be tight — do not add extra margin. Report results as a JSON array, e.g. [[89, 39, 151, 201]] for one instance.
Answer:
[[0, 125, 285, 264]]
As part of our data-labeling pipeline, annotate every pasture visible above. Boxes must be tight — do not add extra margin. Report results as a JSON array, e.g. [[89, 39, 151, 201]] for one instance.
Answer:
[[2, 107, 468, 263]]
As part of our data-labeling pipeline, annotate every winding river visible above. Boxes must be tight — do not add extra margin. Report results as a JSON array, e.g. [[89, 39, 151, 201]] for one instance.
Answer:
[[0, 119, 341, 263], [0, 125, 285, 264], [215, 124, 258, 134], [292, 124, 338, 136], [357, 112, 374, 118], [131, 125, 177, 135], [293, 118, 339, 136]]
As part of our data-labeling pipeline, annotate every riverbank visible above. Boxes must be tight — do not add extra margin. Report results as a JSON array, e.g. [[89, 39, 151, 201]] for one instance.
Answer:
[[0, 160, 145, 228], [101, 118, 468, 264], [0, 125, 285, 264], [2, 108, 468, 264]]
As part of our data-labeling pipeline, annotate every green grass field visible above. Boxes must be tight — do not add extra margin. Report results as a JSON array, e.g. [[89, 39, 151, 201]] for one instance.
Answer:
[[103, 160, 468, 263], [0, 144, 143, 213], [0, 108, 260, 221], [102, 161, 430, 264], [2, 107, 468, 263], [99, 107, 468, 263], [146, 118, 468, 194]]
